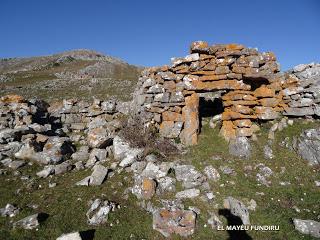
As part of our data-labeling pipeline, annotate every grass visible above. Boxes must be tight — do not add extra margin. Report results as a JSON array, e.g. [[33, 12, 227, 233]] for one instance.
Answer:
[[0, 59, 140, 102], [0, 119, 319, 239]]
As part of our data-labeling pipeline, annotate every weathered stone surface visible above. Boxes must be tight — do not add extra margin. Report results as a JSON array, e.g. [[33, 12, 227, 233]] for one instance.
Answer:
[[76, 165, 108, 186], [171, 53, 200, 67], [295, 128, 320, 165], [234, 119, 252, 128], [190, 41, 209, 53], [284, 107, 314, 116], [255, 107, 280, 120], [175, 188, 200, 199], [113, 136, 144, 167], [140, 162, 172, 179], [153, 207, 196, 237], [87, 127, 112, 148], [229, 137, 251, 158], [203, 165, 220, 181], [220, 120, 236, 141], [132, 177, 156, 200], [254, 86, 275, 98], [224, 197, 250, 225], [157, 177, 176, 194], [264, 145, 274, 159], [13, 213, 41, 230], [181, 94, 199, 145], [86, 199, 118, 225], [0, 203, 20, 217], [0, 94, 25, 103], [56, 232, 82, 240], [293, 219, 320, 238], [86, 148, 107, 168], [174, 164, 205, 189]]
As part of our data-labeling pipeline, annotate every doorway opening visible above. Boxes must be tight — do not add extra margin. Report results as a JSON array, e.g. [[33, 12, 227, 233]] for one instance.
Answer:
[[198, 92, 224, 133]]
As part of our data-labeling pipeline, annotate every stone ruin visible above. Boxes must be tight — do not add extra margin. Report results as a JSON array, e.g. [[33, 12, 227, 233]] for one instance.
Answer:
[[133, 41, 319, 145]]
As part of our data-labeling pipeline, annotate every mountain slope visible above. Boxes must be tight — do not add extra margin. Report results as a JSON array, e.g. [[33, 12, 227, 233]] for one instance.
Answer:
[[0, 49, 142, 102]]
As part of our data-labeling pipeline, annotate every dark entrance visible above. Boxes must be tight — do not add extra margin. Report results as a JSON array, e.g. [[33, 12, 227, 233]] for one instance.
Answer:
[[198, 92, 224, 132]]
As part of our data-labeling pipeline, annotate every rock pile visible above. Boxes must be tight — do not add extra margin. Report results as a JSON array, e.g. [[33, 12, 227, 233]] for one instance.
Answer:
[[133, 41, 288, 144], [283, 63, 320, 117], [0, 95, 75, 166]]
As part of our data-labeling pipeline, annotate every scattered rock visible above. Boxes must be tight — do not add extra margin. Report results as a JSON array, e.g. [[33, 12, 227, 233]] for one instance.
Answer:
[[86, 199, 118, 225], [295, 128, 320, 165], [174, 164, 205, 189], [293, 218, 320, 238], [207, 212, 223, 229], [0, 203, 20, 217], [56, 232, 82, 240], [153, 207, 196, 237], [13, 213, 44, 230], [229, 137, 251, 158], [175, 188, 200, 199], [203, 165, 220, 181], [224, 197, 250, 225], [264, 145, 274, 159], [113, 136, 143, 167], [76, 164, 108, 186]]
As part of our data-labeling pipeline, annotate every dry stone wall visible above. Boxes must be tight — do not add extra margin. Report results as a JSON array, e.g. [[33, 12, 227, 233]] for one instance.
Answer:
[[282, 63, 320, 117], [133, 41, 293, 144]]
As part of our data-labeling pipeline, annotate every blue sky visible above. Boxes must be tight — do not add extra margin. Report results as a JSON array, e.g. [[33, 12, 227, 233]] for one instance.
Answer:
[[0, 0, 319, 70]]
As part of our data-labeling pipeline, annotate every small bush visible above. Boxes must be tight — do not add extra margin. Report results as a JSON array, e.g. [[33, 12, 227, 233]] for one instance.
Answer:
[[119, 117, 178, 158]]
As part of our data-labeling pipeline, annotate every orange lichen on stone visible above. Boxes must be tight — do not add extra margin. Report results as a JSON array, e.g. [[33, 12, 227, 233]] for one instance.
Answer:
[[162, 111, 183, 122], [0, 95, 25, 103], [181, 93, 199, 145], [191, 80, 250, 91], [254, 86, 275, 98], [230, 105, 253, 115], [222, 111, 257, 120], [259, 98, 281, 107], [198, 74, 228, 81], [233, 119, 252, 128], [223, 100, 259, 107], [225, 43, 245, 51], [142, 178, 156, 200], [219, 120, 236, 141]]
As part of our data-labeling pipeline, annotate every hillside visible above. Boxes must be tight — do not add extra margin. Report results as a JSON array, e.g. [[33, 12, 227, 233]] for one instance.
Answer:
[[0, 50, 142, 102]]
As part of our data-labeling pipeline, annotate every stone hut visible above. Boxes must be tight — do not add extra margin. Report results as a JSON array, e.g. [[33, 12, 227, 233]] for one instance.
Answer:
[[133, 41, 298, 145]]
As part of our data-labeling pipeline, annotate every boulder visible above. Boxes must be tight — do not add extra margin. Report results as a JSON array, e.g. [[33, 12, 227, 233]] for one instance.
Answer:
[[229, 137, 251, 158], [157, 177, 176, 194], [293, 219, 320, 238], [295, 128, 320, 165], [86, 199, 118, 225], [76, 165, 108, 186], [140, 162, 172, 179], [0, 203, 19, 217], [203, 165, 220, 181], [174, 165, 205, 189], [40, 137, 74, 164], [86, 148, 108, 168], [87, 127, 112, 148], [175, 188, 200, 199], [132, 177, 156, 200], [153, 208, 196, 237], [13, 213, 42, 230], [224, 197, 250, 225], [113, 136, 143, 167], [56, 232, 82, 240]]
